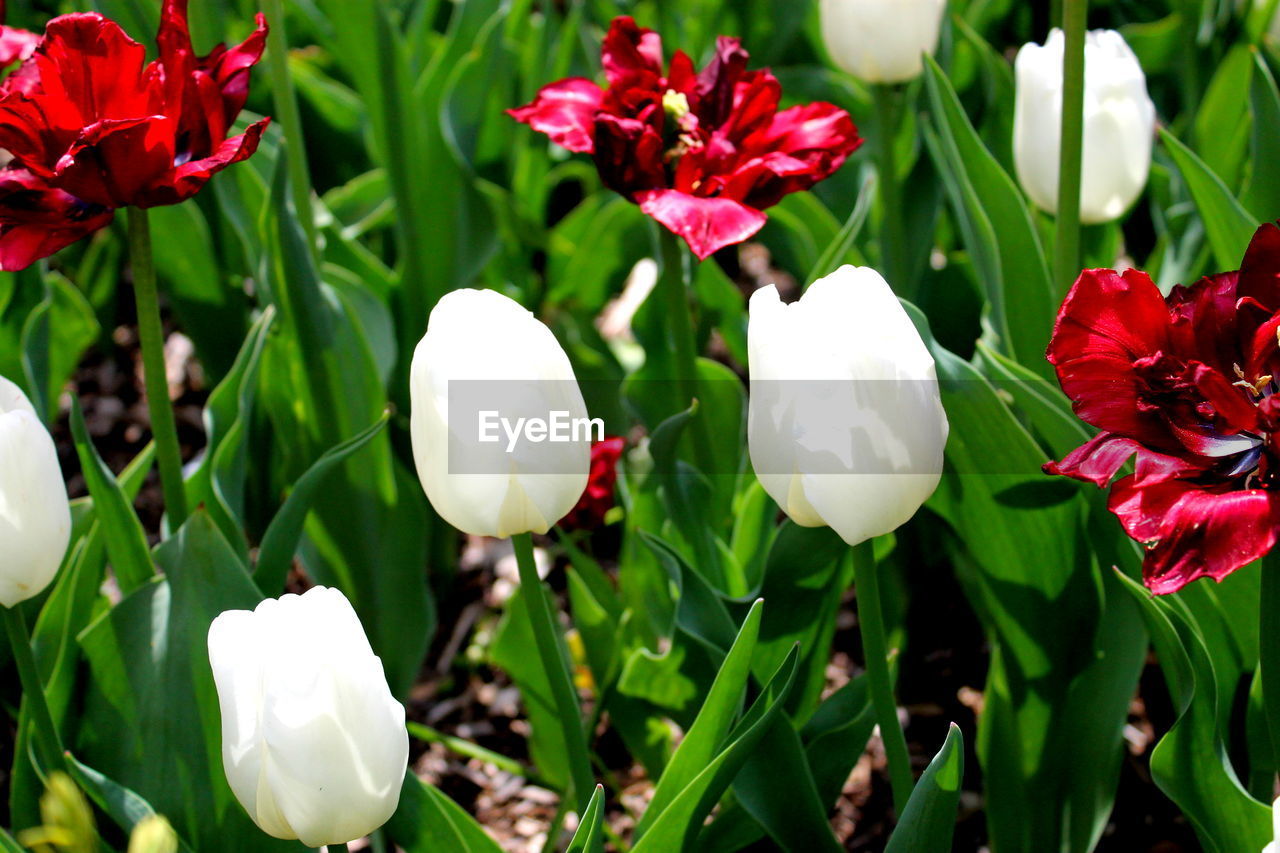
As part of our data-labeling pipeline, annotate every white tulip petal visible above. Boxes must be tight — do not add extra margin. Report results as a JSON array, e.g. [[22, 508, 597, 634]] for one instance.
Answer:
[[207, 587, 409, 847], [748, 267, 948, 546], [409, 289, 591, 538], [1014, 28, 1156, 224], [819, 0, 947, 84], [0, 377, 70, 608]]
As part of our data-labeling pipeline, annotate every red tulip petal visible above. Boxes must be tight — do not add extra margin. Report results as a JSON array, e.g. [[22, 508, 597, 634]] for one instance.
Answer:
[[1140, 486, 1280, 594], [695, 35, 749, 127], [1043, 431, 1199, 487], [158, 116, 268, 206], [204, 13, 268, 124], [0, 26, 39, 68], [593, 112, 665, 194], [601, 17, 663, 86], [635, 188, 767, 260], [0, 167, 111, 270], [54, 115, 176, 208], [1047, 268, 1176, 440], [508, 78, 602, 154], [1238, 221, 1280, 313]]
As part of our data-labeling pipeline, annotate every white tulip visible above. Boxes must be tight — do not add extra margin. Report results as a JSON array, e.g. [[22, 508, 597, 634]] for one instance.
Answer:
[[0, 376, 70, 608], [409, 289, 591, 539], [747, 267, 947, 546], [820, 0, 947, 84], [1266, 795, 1280, 853], [207, 587, 408, 848], [1013, 28, 1156, 224]]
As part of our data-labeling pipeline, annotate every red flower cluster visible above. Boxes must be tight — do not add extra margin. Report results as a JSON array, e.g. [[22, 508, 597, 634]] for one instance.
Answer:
[[0, 0, 268, 270], [560, 437, 626, 531], [510, 17, 861, 260], [1046, 223, 1280, 593]]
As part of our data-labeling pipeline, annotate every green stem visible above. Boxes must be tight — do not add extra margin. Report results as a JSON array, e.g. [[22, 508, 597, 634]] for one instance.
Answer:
[[3, 606, 65, 775], [406, 722, 554, 789], [1261, 558, 1280, 782], [326, 844, 350, 853], [656, 228, 716, 474], [127, 208, 188, 529], [262, 0, 316, 250], [512, 533, 596, 812], [852, 541, 912, 815], [1054, 0, 1088, 294], [872, 85, 911, 299]]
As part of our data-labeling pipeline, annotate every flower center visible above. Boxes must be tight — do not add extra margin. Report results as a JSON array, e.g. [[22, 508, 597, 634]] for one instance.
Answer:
[[661, 89, 702, 164]]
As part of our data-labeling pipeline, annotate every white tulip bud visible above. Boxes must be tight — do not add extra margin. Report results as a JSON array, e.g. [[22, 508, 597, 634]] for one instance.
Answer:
[[1013, 28, 1156, 224], [0, 376, 70, 608], [820, 0, 947, 84], [409, 289, 591, 539], [747, 267, 948, 546], [207, 587, 408, 848], [1265, 796, 1280, 853]]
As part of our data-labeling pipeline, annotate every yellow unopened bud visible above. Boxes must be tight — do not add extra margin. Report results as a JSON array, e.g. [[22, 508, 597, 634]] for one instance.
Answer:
[[127, 816, 179, 853]]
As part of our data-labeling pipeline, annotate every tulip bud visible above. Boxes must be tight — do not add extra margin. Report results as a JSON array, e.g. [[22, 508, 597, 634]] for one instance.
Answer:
[[207, 587, 408, 847], [747, 267, 948, 546], [0, 375, 71, 608], [819, 0, 947, 84], [409, 289, 591, 539], [1013, 28, 1156, 224]]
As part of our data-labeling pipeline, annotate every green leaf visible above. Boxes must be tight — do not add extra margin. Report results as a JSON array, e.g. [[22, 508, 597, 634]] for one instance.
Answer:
[[19, 273, 98, 425], [74, 511, 306, 852], [1117, 572, 1272, 852], [254, 412, 391, 594], [150, 202, 247, 380], [0, 828, 23, 853], [805, 174, 877, 287], [68, 397, 153, 595], [884, 723, 965, 853], [385, 771, 504, 853], [729, 716, 842, 853], [1243, 50, 1280, 221], [185, 307, 275, 560], [631, 646, 800, 853], [65, 754, 196, 853], [921, 54, 1055, 376], [634, 599, 764, 842], [1192, 45, 1254, 190], [1160, 128, 1258, 270], [565, 785, 605, 853]]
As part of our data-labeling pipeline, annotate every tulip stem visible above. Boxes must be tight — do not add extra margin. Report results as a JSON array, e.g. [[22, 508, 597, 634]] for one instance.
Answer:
[[1261, 557, 1280, 782], [326, 844, 349, 853], [511, 533, 596, 812], [2, 605, 65, 775], [127, 208, 189, 530], [263, 0, 317, 250], [873, 85, 911, 299], [1054, 0, 1088, 294], [851, 540, 913, 816], [656, 228, 716, 475]]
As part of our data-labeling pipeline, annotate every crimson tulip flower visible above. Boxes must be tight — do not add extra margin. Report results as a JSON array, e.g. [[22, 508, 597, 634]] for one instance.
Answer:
[[0, 0, 268, 270], [1046, 222, 1280, 593], [560, 436, 626, 531], [510, 17, 861, 260]]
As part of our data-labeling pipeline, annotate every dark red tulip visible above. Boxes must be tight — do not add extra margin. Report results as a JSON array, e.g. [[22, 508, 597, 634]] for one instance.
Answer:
[[560, 437, 626, 531], [510, 17, 861, 260], [0, 0, 269, 270], [1045, 222, 1280, 593]]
